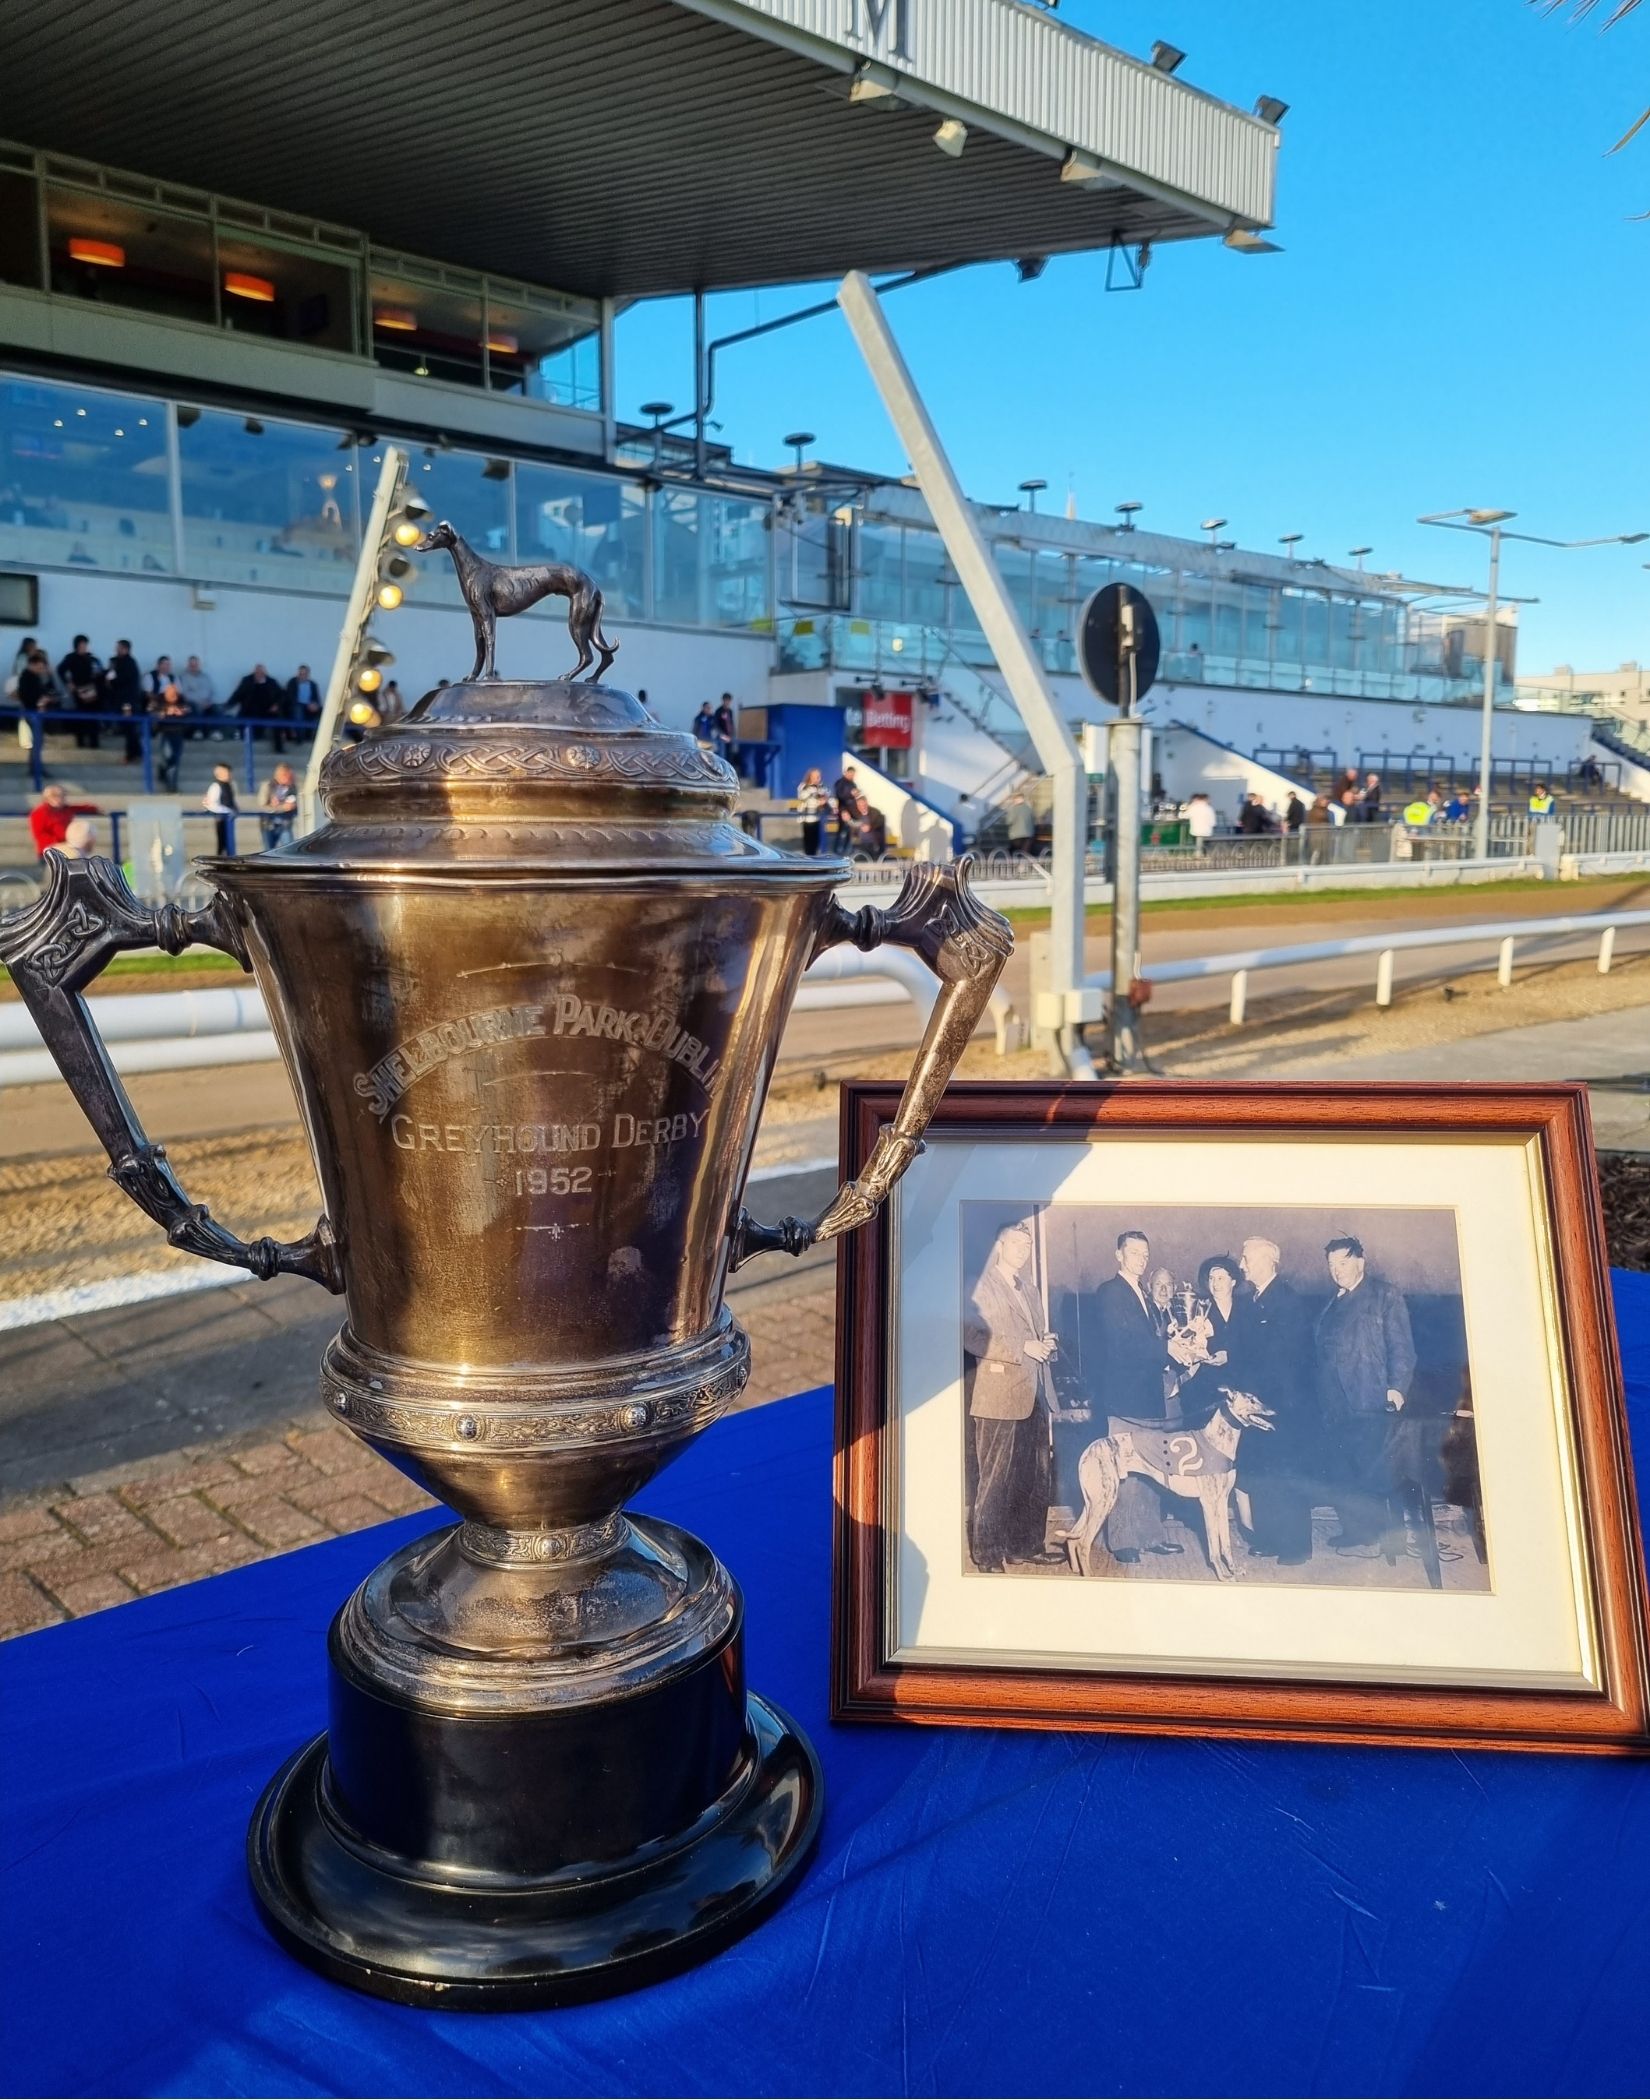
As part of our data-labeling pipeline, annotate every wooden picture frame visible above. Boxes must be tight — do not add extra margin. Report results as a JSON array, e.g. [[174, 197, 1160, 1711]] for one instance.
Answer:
[[831, 1080, 1650, 1755]]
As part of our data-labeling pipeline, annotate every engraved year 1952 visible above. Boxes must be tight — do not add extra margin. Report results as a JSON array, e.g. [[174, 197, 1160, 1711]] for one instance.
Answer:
[[512, 1165, 593, 1197]]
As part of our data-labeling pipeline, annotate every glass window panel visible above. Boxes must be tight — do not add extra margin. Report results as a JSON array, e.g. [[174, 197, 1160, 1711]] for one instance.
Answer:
[[482, 289, 600, 409], [994, 544, 1035, 633], [855, 521, 903, 620], [785, 502, 851, 611], [47, 187, 216, 328], [515, 461, 645, 619], [217, 232, 357, 354], [703, 495, 769, 629], [1328, 598, 1356, 670], [1302, 593, 1329, 672], [1178, 574, 1212, 654], [0, 373, 172, 573], [0, 170, 42, 288], [179, 407, 356, 590], [1273, 588, 1303, 665], [371, 269, 485, 388], [901, 527, 963, 630], [652, 485, 701, 624], [1211, 583, 1242, 658]]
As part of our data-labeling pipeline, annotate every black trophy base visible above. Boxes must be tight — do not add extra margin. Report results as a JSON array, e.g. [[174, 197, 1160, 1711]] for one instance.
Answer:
[[247, 1694, 821, 2010]]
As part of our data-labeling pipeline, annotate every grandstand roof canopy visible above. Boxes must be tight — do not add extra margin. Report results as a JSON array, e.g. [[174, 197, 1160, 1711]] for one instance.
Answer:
[[4, 0, 1279, 297]]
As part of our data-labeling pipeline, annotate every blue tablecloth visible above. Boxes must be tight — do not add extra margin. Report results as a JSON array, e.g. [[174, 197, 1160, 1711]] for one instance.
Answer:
[[5, 1270, 1649, 2099]]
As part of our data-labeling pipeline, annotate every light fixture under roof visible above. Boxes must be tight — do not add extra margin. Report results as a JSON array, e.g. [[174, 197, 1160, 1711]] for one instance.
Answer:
[[485, 333, 519, 356], [374, 310, 418, 332], [1255, 95, 1289, 125], [68, 238, 124, 268], [1150, 41, 1185, 73], [1223, 228, 1282, 255], [223, 272, 275, 303], [933, 118, 968, 158]]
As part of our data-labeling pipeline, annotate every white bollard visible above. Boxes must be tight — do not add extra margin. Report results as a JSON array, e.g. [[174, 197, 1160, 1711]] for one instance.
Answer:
[[1497, 936, 1515, 988], [1228, 970, 1248, 1026], [1375, 950, 1394, 1008], [1599, 926, 1616, 976]]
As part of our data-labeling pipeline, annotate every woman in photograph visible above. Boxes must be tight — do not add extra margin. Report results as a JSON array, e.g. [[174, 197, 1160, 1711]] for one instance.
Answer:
[[1198, 1254, 1241, 1366]]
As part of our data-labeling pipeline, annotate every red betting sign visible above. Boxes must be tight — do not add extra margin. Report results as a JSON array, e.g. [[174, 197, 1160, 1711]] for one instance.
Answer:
[[860, 689, 913, 748]]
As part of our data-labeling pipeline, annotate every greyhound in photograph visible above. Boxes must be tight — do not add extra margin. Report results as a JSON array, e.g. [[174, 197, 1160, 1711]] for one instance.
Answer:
[[415, 521, 620, 682], [1063, 1388, 1274, 1582]]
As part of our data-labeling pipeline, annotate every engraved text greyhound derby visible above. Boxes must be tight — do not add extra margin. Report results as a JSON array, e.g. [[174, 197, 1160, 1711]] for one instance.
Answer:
[[1062, 1388, 1274, 1581], [416, 522, 619, 682]]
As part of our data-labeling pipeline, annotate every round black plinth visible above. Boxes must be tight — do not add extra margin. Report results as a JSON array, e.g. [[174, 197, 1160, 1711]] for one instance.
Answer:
[[247, 1694, 821, 2010]]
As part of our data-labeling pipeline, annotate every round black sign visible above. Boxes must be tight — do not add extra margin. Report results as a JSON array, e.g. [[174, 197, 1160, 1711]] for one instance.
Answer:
[[1077, 583, 1160, 709]]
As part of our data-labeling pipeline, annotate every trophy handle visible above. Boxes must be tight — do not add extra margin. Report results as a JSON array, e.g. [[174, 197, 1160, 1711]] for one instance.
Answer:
[[731, 857, 1013, 1267], [0, 854, 342, 1292]]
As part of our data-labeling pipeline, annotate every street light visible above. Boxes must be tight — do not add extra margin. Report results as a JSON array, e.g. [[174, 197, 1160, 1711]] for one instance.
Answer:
[[1278, 532, 1303, 559], [1018, 477, 1048, 513], [1201, 515, 1228, 546], [1348, 545, 1373, 570], [1115, 500, 1142, 531], [1418, 508, 1649, 861]]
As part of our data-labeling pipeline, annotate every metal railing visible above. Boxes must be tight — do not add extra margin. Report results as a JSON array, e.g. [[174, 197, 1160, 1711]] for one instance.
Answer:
[[3, 704, 308, 795], [1079, 909, 1650, 1022]]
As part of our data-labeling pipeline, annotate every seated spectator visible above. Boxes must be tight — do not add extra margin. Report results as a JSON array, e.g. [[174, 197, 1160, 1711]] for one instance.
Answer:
[[851, 795, 888, 858], [285, 664, 323, 738], [29, 782, 100, 858], [231, 663, 291, 752], [1444, 790, 1471, 822], [1528, 782, 1556, 816], [177, 656, 216, 717], [145, 654, 177, 705]]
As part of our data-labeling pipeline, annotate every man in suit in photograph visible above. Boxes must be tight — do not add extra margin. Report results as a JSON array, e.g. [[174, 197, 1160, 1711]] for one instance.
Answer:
[[1080, 1230, 1183, 1560], [1229, 1236, 1318, 1564], [1314, 1236, 1418, 1554], [963, 1223, 1058, 1571]]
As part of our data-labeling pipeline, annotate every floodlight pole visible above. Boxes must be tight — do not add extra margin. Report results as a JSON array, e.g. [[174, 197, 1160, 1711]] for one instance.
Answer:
[[302, 446, 409, 836], [1475, 524, 1501, 864], [836, 270, 1094, 1075]]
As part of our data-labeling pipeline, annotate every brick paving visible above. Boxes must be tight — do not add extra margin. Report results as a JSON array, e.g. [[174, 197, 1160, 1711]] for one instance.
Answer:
[[0, 1268, 836, 1639]]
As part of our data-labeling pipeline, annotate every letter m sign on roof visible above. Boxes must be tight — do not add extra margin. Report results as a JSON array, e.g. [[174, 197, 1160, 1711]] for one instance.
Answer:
[[849, 0, 910, 62]]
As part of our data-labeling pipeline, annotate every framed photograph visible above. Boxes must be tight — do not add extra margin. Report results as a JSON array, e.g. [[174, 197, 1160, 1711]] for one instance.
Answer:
[[832, 1081, 1650, 1755]]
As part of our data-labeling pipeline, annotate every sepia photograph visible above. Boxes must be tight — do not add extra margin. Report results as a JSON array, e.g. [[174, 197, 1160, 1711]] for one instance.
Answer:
[[961, 1200, 1485, 1593]]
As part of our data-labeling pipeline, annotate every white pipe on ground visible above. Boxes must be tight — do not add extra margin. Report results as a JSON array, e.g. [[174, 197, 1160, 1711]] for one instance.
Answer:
[[0, 1031, 283, 1088]]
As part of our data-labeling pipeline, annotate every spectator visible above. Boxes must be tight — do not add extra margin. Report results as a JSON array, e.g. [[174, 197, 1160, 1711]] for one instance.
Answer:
[[379, 680, 405, 725], [177, 655, 216, 717], [1284, 791, 1307, 834], [691, 701, 717, 746], [832, 764, 859, 852], [1303, 793, 1334, 863], [8, 634, 40, 686], [57, 634, 103, 749], [1528, 782, 1555, 817], [29, 782, 99, 858], [230, 663, 290, 751], [16, 648, 56, 712], [1004, 791, 1037, 858], [795, 767, 830, 856], [851, 794, 887, 858], [1185, 792, 1218, 850], [203, 764, 239, 854], [1402, 793, 1433, 827], [1359, 772, 1382, 824], [1444, 788, 1471, 823], [151, 683, 190, 792], [104, 639, 144, 763], [258, 762, 299, 849], [60, 816, 97, 859], [1578, 755, 1602, 789], [714, 693, 739, 773], [145, 654, 177, 705], [1237, 793, 1273, 836], [286, 663, 322, 738]]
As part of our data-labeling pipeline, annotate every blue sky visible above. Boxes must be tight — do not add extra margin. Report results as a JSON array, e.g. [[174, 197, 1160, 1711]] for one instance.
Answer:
[[615, 0, 1650, 673]]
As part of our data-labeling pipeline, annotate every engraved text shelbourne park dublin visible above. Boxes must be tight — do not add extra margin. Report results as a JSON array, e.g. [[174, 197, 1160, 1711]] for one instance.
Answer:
[[0, 535, 1011, 2008]]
